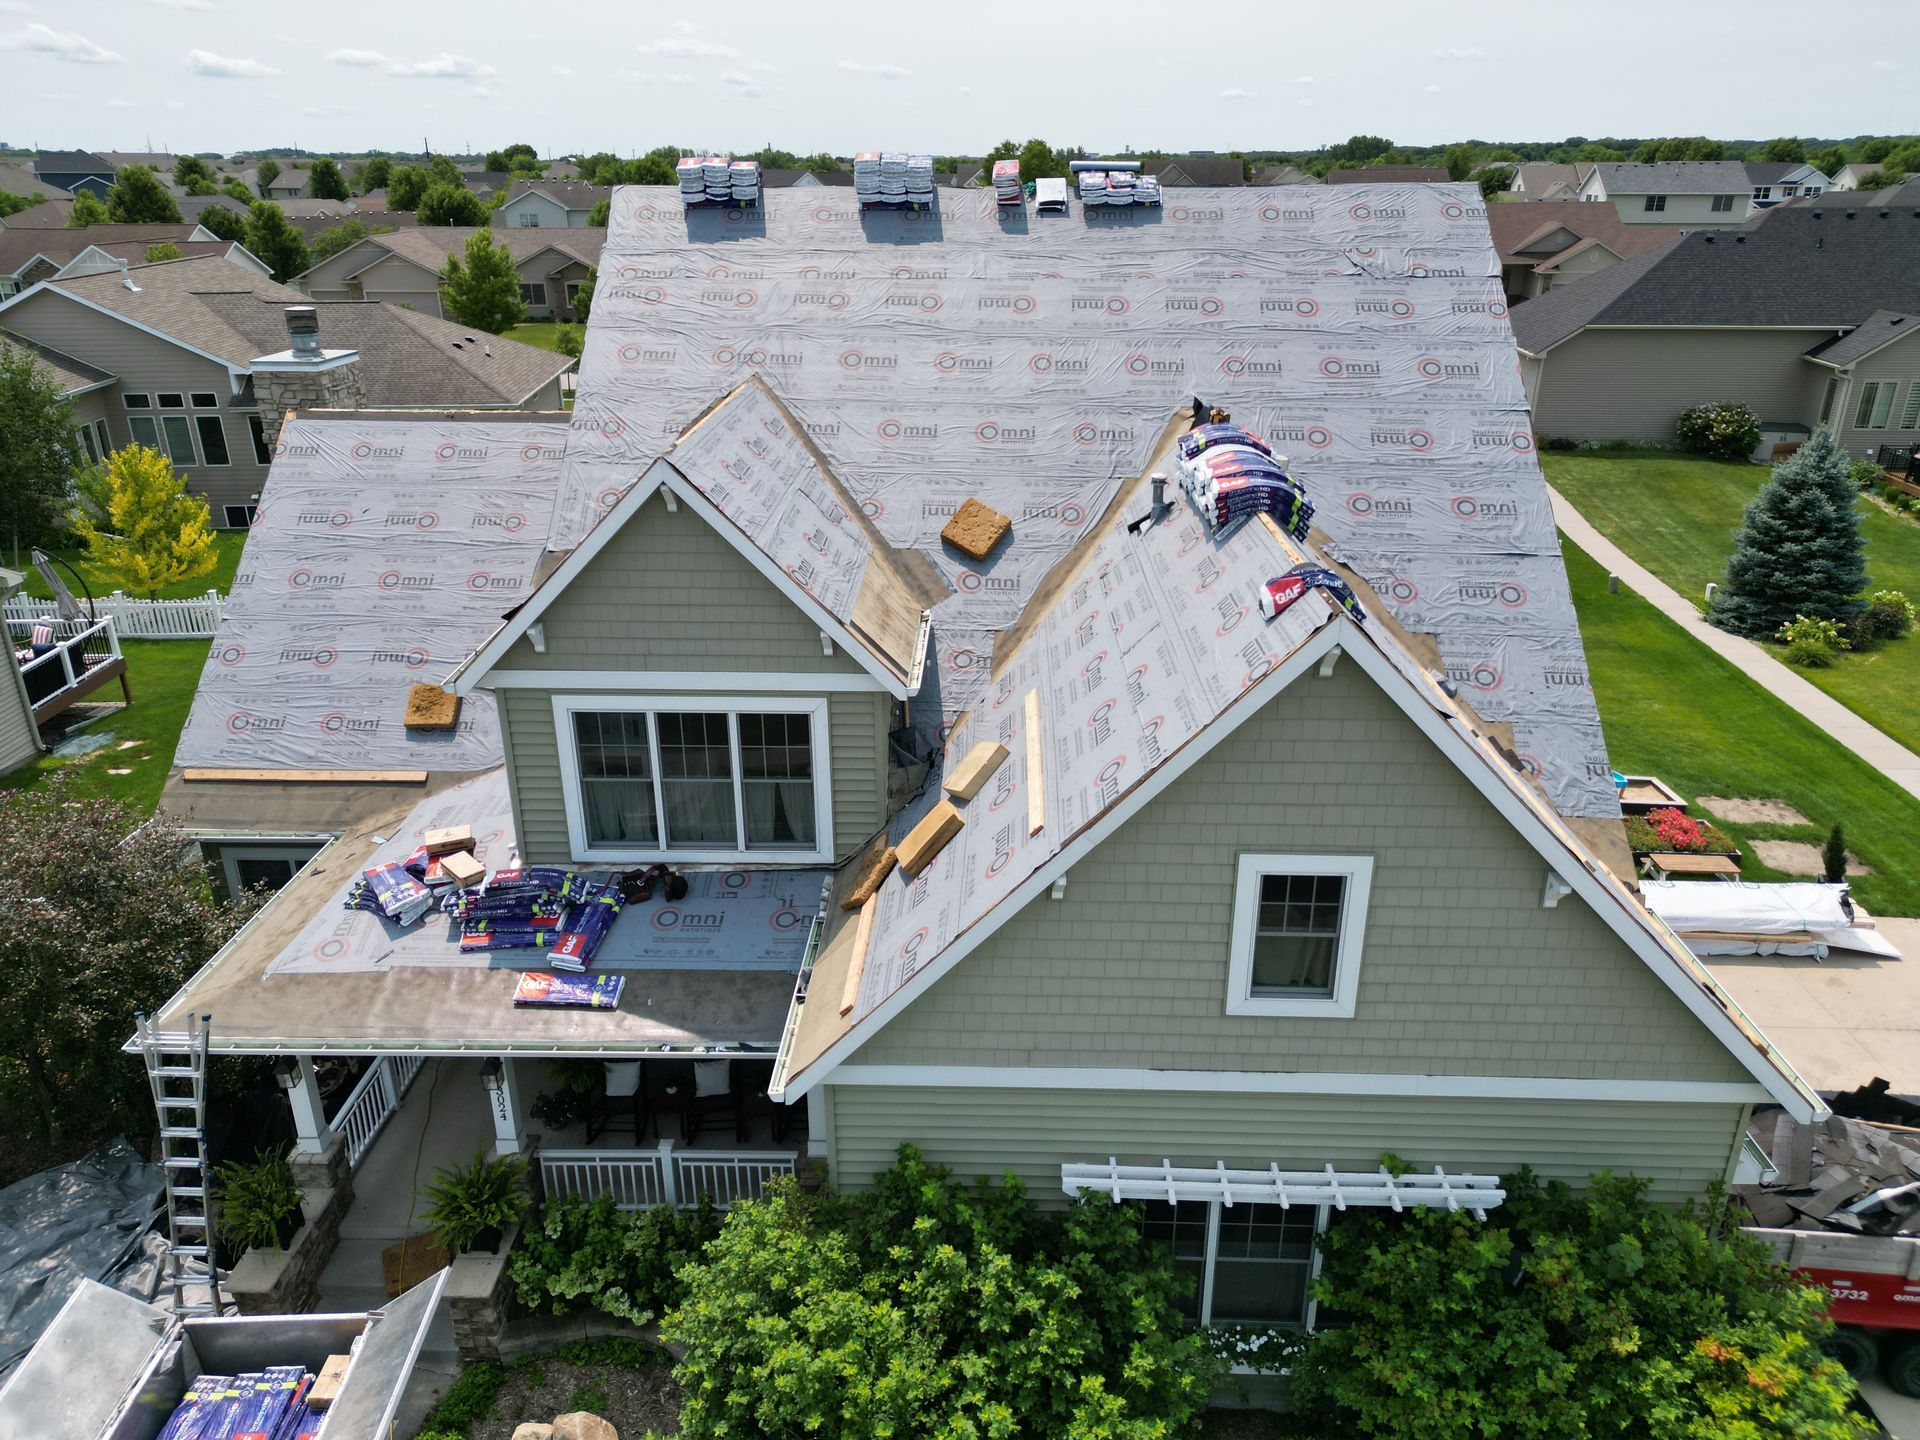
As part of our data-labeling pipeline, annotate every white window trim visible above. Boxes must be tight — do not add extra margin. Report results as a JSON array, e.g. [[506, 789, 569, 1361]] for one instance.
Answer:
[[1225, 852, 1373, 1018], [552, 693, 834, 865], [220, 843, 320, 899], [194, 412, 231, 466]]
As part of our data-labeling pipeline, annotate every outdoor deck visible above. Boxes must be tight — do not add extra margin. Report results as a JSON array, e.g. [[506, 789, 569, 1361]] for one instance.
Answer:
[[9, 614, 129, 724]]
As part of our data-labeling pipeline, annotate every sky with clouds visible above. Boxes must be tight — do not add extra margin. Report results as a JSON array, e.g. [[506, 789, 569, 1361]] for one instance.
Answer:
[[1, 0, 1913, 158]]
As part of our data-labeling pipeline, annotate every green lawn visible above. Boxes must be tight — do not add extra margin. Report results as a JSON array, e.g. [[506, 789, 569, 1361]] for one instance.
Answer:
[[1545, 448, 1920, 755], [0, 639, 209, 816], [13, 530, 249, 603], [509, 322, 580, 356], [1567, 541, 1920, 916]]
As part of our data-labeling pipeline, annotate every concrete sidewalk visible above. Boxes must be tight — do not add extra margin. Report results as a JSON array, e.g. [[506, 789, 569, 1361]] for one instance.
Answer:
[[1551, 487, 1920, 801]]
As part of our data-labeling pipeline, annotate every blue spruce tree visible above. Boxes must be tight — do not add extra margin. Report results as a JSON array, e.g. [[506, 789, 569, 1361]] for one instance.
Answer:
[[1709, 429, 1867, 639]]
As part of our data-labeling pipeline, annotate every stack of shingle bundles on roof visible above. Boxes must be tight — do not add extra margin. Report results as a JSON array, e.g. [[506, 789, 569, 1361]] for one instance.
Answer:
[[1739, 1108, 1920, 1234], [446, 865, 584, 951], [1176, 423, 1314, 538]]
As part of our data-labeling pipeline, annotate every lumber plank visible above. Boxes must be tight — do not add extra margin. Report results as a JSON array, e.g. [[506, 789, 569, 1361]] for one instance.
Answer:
[[898, 800, 965, 879], [182, 768, 430, 784], [943, 740, 1009, 802], [838, 895, 878, 1016], [840, 844, 897, 911], [308, 1354, 352, 1411], [1024, 690, 1045, 837]]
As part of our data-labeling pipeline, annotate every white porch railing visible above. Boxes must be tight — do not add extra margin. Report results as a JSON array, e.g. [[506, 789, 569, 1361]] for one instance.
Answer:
[[335, 1054, 428, 1168], [3, 589, 225, 639], [11, 614, 121, 703], [540, 1141, 797, 1211]]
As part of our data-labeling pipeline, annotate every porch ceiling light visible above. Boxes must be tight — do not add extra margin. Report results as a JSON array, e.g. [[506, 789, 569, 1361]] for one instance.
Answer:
[[480, 1057, 504, 1091], [271, 1056, 302, 1091]]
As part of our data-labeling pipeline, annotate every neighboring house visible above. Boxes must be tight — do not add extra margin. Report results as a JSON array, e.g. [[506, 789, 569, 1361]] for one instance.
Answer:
[[0, 162, 75, 204], [457, 169, 513, 198], [1744, 160, 1830, 208], [1325, 165, 1449, 184], [1250, 164, 1319, 186], [0, 199, 74, 228], [1513, 207, 1920, 454], [1830, 163, 1883, 191], [295, 226, 605, 321], [264, 170, 311, 201], [100, 151, 180, 175], [177, 194, 253, 228], [1572, 161, 1812, 229], [0, 325, 117, 464], [1486, 202, 1681, 304], [1156, 156, 1246, 186], [1504, 162, 1594, 201], [32, 149, 116, 198], [494, 180, 612, 228], [0, 254, 572, 523], [0, 224, 234, 298]]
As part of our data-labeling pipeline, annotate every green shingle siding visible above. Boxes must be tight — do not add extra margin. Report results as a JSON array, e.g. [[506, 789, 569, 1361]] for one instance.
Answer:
[[850, 662, 1748, 1086], [825, 1086, 1746, 1206]]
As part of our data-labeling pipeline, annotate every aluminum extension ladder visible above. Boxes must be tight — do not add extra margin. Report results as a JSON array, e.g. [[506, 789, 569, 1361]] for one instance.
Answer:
[[134, 1011, 223, 1317]]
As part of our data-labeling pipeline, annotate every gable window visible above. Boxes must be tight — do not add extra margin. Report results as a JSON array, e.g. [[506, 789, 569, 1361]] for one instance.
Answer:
[[157, 392, 185, 409], [1855, 381, 1898, 430], [519, 281, 547, 306], [190, 391, 219, 409], [518, 212, 542, 226], [1803, 184, 1822, 196], [194, 414, 230, 465], [1711, 194, 1736, 212], [122, 393, 151, 409], [1642, 194, 1667, 212], [1226, 853, 1373, 1017], [555, 695, 832, 862], [1780, 185, 1798, 198]]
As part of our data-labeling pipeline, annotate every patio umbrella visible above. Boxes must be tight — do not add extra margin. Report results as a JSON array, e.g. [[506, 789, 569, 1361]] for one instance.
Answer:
[[29, 549, 89, 622]]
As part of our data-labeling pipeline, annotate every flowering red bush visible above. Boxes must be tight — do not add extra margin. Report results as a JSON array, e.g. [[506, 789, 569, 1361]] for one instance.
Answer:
[[1648, 807, 1708, 851]]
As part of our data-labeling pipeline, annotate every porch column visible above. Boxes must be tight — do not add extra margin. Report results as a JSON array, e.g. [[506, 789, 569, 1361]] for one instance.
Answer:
[[280, 1055, 332, 1156], [481, 1057, 526, 1156], [806, 1089, 828, 1159]]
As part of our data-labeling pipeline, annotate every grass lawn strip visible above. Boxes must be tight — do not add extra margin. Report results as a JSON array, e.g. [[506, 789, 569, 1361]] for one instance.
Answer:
[[1566, 540, 1920, 917], [13, 530, 249, 603], [507, 322, 576, 355], [1545, 448, 1920, 755], [0, 639, 209, 815]]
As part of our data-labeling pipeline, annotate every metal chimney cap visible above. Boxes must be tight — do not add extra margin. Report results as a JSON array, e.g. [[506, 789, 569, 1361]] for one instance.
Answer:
[[284, 305, 321, 356]]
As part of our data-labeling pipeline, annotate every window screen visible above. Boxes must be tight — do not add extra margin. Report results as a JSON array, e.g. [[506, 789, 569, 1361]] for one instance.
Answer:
[[1711, 195, 1735, 212], [1856, 382, 1896, 430], [574, 711, 658, 846], [1251, 873, 1344, 995], [195, 414, 230, 465], [519, 281, 547, 306], [740, 711, 816, 847], [1642, 194, 1667, 212]]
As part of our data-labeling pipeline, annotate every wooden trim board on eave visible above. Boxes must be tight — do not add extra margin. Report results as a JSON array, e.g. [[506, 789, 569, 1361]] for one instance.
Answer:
[[181, 768, 430, 784]]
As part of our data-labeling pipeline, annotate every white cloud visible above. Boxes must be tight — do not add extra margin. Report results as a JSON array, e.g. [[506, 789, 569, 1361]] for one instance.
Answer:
[[164, 98, 185, 108], [188, 48, 278, 78], [465, 83, 498, 99], [622, 68, 696, 84], [325, 48, 389, 67], [1424, 83, 1442, 93], [154, 0, 214, 9], [720, 69, 765, 96], [1297, 97, 1314, 108], [0, 1, 33, 13], [1292, 74, 1316, 83], [837, 59, 909, 78], [550, 64, 575, 77], [106, 97, 137, 108], [387, 52, 494, 79], [634, 21, 737, 60], [747, 59, 781, 74], [1219, 87, 1251, 100], [1432, 45, 1484, 59], [0, 22, 122, 63], [1871, 59, 1897, 70]]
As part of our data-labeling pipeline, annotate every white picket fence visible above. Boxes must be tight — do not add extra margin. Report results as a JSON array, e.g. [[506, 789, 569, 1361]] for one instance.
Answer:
[[2, 589, 224, 640]]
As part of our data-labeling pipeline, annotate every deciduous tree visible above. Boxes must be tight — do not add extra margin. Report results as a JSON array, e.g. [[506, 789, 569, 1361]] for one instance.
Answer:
[[1712, 429, 1869, 638], [195, 204, 247, 243], [485, 142, 540, 173], [438, 229, 525, 332], [145, 241, 182, 263], [0, 344, 82, 559], [309, 218, 375, 263], [254, 156, 281, 194], [0, 190, 42, 217], [1757, 137, 1808, 163], [417, 182, 489, 226], [70, 444, 219, 599], [570, 264, 595, 324], [353, 155, 392, 193], [65, 191, 110, 227], [243, 200, 311, 282], [306, 157, 350, 201], [173, 155, 215, 189], [386, 165, 429, 211], [107, 165, 182, 224], [587, 197, 610, 227]]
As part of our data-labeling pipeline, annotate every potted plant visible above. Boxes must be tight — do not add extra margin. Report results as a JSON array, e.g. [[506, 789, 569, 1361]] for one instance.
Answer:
[[421, 1148, 529, 1255], [214, 1151, 305, 1258], [528, 1057, 605, 1130]]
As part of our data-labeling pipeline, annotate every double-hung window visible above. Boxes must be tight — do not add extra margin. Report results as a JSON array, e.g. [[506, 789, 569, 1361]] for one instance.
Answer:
[[1642, 193, 1667, 212], [1711, 194, 1736, 212], [1225, 853, 1373, 1017], [1855, 380, 1898, 430], [519, 281, 547, 306], [556, 696, 832, 862]]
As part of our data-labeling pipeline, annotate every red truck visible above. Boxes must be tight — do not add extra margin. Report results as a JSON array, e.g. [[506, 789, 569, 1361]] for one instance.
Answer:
[[1745, 1224, 1920, 1393]]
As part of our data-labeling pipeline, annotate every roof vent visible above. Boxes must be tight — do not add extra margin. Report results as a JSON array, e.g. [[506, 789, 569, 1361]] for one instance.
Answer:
[[1734, 234, 1746, 243], [1846, 209, 1857, 219], [1812, 209, 1823, 219], [1703, 234, 1714, 243], [284, 305, 321, 357], [1880, 210, 1890, 219]]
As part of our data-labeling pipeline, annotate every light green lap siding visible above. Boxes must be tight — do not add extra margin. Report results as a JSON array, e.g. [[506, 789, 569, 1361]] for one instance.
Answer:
[[851, 662, 1749, 1085], [500, 490, 875, 677], [499, 685, 890, 864], [824, 1085, 1746, 1206]]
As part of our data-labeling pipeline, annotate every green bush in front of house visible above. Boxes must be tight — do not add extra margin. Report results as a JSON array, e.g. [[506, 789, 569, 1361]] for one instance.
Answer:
[[1287, 1170, 1867, 1439], [661, 1145, 1220, 1439], [510, 1192, 718, 1325], [1675, 401, 1762, 462]]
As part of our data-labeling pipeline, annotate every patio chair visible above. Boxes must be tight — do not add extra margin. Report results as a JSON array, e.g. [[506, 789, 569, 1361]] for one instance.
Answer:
[[686, 1059, 740, 1143], [586, 1059, 649, 1143]]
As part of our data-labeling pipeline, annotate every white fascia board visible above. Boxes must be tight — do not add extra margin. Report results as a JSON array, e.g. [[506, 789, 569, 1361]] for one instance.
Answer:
[[0, 279, 246, 383], [659, 465, 914, 701], [825, 1064, 1775, 1106], [482, 669, 885, 692], [777, 613, 1348, 1101], [1330, 633, 1824, 1123], [224, 242, 273, 278], [443, 459, 668, 692]]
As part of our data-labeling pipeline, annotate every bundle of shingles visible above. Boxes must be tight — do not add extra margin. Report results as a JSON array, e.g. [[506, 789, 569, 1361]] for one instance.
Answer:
[[345, 826, 487, 926], [156, 1366, 318, 1440], [1738, 1096, 1920, 1236]]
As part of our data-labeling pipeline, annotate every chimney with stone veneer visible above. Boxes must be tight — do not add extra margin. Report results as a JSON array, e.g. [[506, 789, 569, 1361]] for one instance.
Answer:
[[248, 305, 365, 448]]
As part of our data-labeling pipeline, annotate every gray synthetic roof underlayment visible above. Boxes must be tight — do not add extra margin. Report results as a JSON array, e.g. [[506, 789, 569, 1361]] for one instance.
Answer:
[[559, 183, 1613, 817]]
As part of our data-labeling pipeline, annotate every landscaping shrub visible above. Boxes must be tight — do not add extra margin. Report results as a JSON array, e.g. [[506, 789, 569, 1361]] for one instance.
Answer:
[[511, 1192, 718, 1324], [1851, 588, 1916, 645], [1823, 824, 1849, 884], [1624, 807, 1736, 855], [1675, 401, 1761, 461], [1849, 457, 1885, 488], [1539, 434, 1578, 451], [417, 1359, 508, 1434], [1289, 1171, 1868, 1440], [1779, 614, 1848, 667], [662, 1145, 1219, 1439]]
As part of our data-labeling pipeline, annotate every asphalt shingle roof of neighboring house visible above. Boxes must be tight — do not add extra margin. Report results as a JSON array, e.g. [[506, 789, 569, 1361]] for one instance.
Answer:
[[330, 225, 606, 281], [1803, 309, 1920, 367], [1506, 161, 1593, 197], [33, 255, 571, 404], [1325, 165, 1448, 184], [0, 163, 75, 202], [0, 199, 74, 228], [1485, 201, 1681, 265], [32, 150, 111, 176], [0, 326, 116, 394], [1743, 161, 1805, 185], [0, 224, 209, 279], [99, 152, 179, 172], [1590, 160, 1752, 195], [1249, 164, 1318, 186], [1155, 156, 1246, 185], [1509, 208, 1920, 353], [501, 179, 612, 210]]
